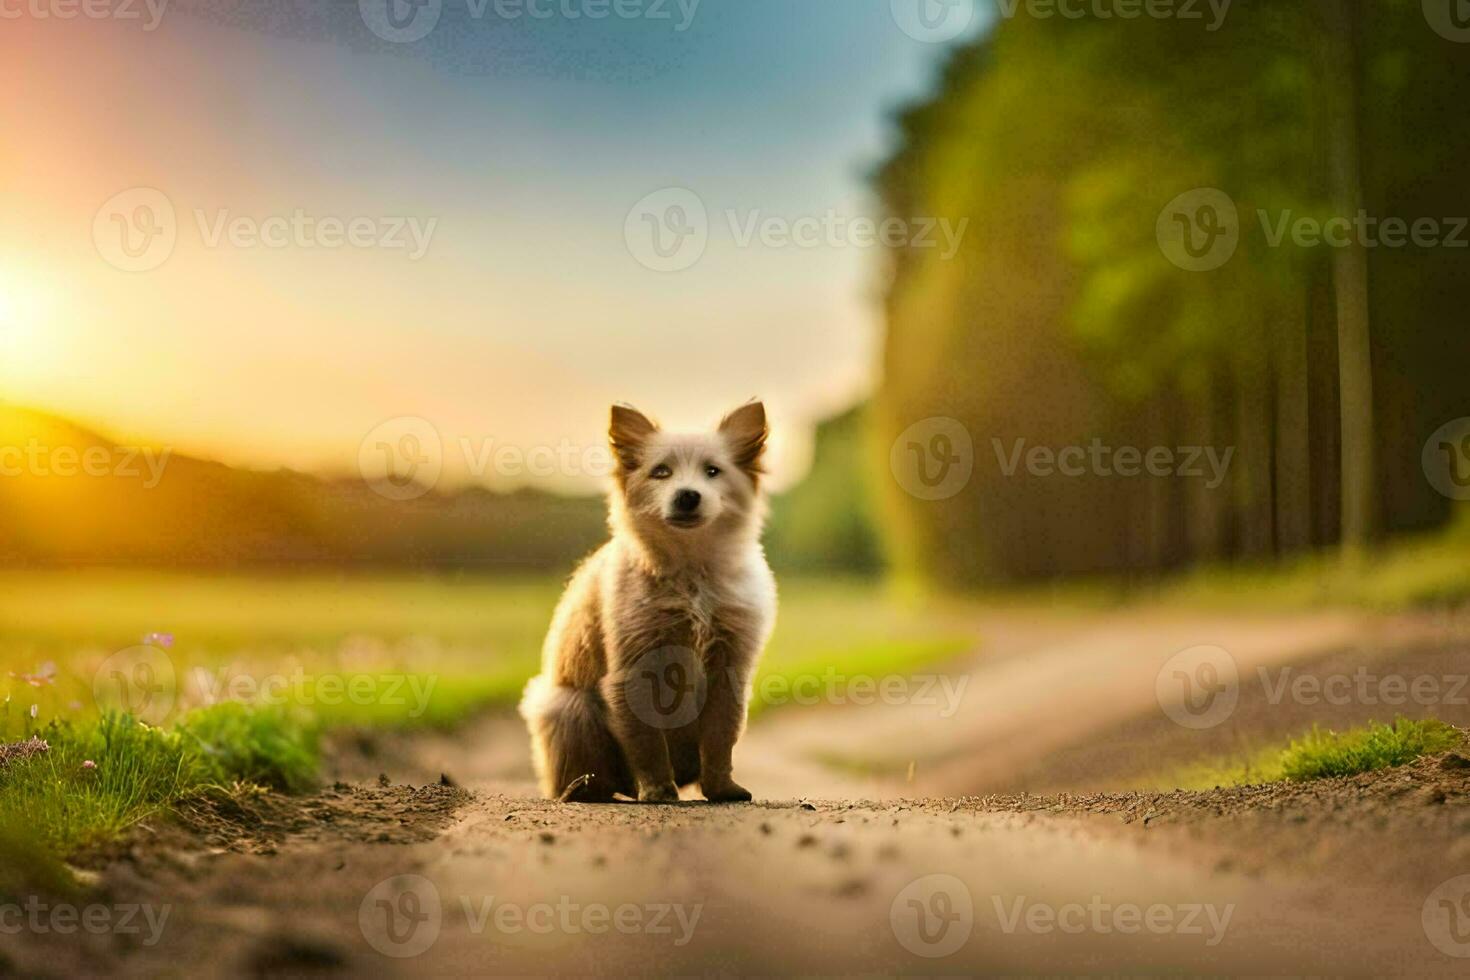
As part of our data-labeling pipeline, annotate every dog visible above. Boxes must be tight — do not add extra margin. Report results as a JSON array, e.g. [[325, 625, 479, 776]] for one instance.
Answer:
[[518, 400, 776, 803]]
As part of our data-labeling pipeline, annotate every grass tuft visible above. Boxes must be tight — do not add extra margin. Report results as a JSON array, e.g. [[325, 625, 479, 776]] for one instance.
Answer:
[[1157, 717, 1466, 790], [0, 706, 320, 895], [1278, 718, 1463, 782], [177, 703, 320, 793]]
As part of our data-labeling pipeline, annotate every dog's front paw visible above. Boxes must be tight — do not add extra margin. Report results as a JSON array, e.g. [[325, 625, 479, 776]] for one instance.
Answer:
[[637, 782, 680, 804], [702, 779, 752, 803]]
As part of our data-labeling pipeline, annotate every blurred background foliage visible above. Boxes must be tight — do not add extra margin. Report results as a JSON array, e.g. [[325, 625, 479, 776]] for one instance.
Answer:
[[871, 0, 1470, 587], [2, 1, 1467, 588]]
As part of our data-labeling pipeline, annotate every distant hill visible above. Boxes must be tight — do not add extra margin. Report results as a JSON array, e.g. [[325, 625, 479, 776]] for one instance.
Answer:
[[0, 405, 607, 569], [0, 404, 883, 572]]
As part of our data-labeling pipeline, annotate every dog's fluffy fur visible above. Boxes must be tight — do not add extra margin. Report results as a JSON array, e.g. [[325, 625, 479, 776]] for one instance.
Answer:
[[518, 401, 777, 803]]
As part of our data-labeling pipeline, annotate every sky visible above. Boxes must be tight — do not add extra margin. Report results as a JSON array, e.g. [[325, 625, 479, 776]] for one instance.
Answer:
[[0, 0, 986, 491]]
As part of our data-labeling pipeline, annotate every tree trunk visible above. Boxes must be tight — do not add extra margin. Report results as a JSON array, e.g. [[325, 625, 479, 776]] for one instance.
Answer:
[[1234, 342, 1275, 560], [1273, 291, 1313, 553], [1186, 374, 1231, 562], [1317, 0, 1377, 555]]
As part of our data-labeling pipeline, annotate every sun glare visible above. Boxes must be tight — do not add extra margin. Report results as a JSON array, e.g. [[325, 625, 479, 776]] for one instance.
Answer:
[[0, 273, 53, 378]]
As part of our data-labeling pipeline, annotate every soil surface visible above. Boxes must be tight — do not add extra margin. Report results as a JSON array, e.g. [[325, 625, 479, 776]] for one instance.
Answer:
[[7, 605, 1470, 977]]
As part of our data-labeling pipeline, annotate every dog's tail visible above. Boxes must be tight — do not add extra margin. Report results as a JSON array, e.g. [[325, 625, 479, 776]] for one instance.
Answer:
[[518, 676, 631, 802]]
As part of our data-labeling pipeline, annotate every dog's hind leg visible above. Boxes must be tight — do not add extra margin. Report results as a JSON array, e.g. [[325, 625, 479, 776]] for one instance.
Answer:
[[519, 676, 632, 802]]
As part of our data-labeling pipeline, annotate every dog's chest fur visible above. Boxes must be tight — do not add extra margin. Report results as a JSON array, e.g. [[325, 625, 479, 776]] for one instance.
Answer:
[[651, 573, 752, 662], [617, 554, 770, 675]]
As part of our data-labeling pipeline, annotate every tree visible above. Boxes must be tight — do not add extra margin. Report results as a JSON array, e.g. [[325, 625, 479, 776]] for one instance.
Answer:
[[1315, 0, 1377, 555]]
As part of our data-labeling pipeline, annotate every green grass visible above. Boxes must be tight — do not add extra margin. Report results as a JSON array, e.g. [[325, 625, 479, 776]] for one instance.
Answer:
[[943, 518, 1470, 616], [0, 571, 975, 733], [1277, 718, 1464, 781], [0, 705, 317, 896], [1158, 718, 1466, 790], [1157, 520, 1470, 612], [0, 570, 974, 888]]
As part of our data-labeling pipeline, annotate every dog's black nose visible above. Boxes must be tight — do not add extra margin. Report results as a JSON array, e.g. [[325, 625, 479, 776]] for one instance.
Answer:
[[673, 489, 701, 513]]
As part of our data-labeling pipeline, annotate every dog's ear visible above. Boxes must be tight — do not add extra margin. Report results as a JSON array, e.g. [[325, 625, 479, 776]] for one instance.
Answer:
[[609, 404, 658, 470], [719, 400, 768, 477]]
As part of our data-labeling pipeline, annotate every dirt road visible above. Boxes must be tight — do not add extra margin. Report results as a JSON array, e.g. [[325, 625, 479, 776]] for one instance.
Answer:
[[14, 605, 1470, 976]]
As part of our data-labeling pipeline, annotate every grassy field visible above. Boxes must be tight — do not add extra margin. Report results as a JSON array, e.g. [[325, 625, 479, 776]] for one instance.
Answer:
[[0, 570, 975, 883], [0, 569, 976, 734]]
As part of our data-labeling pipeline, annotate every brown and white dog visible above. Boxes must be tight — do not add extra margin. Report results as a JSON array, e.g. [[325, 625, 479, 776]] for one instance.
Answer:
[[518, 401, 777, 803]]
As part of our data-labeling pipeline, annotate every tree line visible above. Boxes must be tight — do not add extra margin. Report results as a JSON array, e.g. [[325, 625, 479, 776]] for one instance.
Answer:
[[872, 0, 1470, 585]]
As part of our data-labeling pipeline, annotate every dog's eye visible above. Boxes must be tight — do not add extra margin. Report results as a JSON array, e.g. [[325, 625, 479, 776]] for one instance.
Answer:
[[705, 465, 721, 478], [650, 464, 672, 479]]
